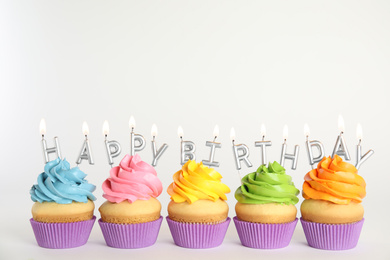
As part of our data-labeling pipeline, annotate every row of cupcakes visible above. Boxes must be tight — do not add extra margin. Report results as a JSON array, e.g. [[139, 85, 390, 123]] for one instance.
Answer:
[[30, 153, 366, 250]]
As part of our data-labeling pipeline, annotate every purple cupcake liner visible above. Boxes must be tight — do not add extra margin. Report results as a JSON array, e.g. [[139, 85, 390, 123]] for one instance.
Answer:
[[233, 217, 298, 249], [300, 218, 364, 250], [30, 216, 96, 249], [166, 217, 230, 249], [98, 216, 163, 249]]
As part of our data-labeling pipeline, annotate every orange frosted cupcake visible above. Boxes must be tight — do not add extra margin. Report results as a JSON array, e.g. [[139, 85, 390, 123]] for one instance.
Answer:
[[300, 155, 366, 250]]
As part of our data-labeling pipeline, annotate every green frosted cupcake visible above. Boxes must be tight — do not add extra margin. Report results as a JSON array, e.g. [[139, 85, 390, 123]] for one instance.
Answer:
[[235, 161, 299, 223], [233, 161, 300, 249]]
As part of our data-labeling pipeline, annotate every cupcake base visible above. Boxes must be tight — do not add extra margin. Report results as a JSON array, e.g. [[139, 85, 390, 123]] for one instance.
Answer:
[[300, 218, 364, 250], [166, 217, 231, 249], [30, 216, 96, 249], [233, 217, 297, 249], [98, 216, 163, 249]]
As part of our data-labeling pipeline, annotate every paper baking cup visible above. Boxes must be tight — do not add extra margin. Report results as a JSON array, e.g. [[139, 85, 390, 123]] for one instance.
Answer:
[[98, 216, 163, 249], [233, 217, 297, 249], [166, 217, 231, 249], [300, 218, 364, 250], [30, 216, 96, 249]]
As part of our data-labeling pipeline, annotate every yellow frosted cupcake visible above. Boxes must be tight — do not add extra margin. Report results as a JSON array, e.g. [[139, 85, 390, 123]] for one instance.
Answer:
[[166, 160, 231, 248]]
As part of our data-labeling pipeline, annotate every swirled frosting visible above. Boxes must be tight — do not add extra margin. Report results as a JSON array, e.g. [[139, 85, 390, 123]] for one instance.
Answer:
[[30, 158, 96, 204], [235, 161, 299, 205], [302, 155, 366, 205], [102, 154, 163, 203], [167, 160, 230, 204]]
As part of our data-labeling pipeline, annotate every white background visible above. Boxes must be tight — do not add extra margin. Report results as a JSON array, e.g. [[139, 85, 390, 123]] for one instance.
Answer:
[[1, 1, 390, 259]]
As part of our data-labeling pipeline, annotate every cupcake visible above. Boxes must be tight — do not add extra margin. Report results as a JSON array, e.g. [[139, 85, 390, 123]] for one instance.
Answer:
[[98, 154, 163, 249], [166, 160, 231, 249], [233, 161, 299, 249], [29, 158, 97, 249], [300, 155, 366, 250]]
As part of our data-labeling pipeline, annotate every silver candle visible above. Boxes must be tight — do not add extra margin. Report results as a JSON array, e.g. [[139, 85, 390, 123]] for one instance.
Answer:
[[280, 125, 299, 170], [355, 123, 374, 169], [304, 124, 325, 169], [40, 118, 62, 164], [254, 124, 272, 166], [331, 115, 351, 160], [129, 116, 146, 156], [202, 125, 222, 167], [231, 127, 252, 170], [76, 121, 94, 165], [103, 120, 121, 167], [151, 124, 168, 167], [178, 126, 196, 165]]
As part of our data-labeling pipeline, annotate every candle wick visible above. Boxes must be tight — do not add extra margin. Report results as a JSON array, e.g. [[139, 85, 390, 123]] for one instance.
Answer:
[[262, 136, 265, 141], [284, 139, 287, 143], [213, 136, 217, 142], [153, 136, 156, 141], [358, 139, 362, 145], [41, 134, 45, 140]]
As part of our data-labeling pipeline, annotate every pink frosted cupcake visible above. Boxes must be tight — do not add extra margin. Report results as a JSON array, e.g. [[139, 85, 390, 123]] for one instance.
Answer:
[[98, 154, 163, 248]]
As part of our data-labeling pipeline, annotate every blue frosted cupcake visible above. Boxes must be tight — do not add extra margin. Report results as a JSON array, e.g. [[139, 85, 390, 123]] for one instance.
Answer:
[[29, 158, 96, 248]]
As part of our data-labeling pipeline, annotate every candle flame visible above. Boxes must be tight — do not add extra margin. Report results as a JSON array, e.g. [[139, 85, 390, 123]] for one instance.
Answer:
[[129, 116, 136, 130], [177, 126, 184, 138], [102, 120, 109, 136], [338, 115, 345, 133], [260, 123, 266, 137], [304, 123, 310, 137], [40, 118, 46, 135], [82, 121, 89, 136], [283, 125, 288, 140], [213, 125, 219, 138], [151, 124, 158, 137], [230, 127, 236, 142], [356, 123, 363, 140]]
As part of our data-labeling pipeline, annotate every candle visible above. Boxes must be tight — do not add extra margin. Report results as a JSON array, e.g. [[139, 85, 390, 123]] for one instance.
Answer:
[[151, 124, 168, 167], [40, 118, 62, 164], [202, 125, 222, 167], [355, 123, 374, 169], [331, 115, 351, 160], [178, 126, 196, 165], [76, 121, 94, 165], [304, 124, 325, 169], [280, 125, 299, 170], [231, 127, 252, 170], [129, 116, 146, 156], [254, 123, 272, 165], [103, 120, 121, 167]]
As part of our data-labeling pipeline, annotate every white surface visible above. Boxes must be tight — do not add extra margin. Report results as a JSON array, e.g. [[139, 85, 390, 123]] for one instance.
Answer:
[[1, 1, 390, 259]]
